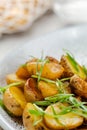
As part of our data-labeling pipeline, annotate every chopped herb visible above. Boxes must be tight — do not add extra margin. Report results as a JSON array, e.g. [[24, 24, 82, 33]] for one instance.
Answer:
[[66, 52, 79, 72], [29, 104, 45, 126], [0, 82, 22, 93], [32, 75, 71, 94], [0, 99, 4, 108], [82, 65, 87, 76], [34, 100, 51, 106], [60, 77, 70, 82], [34, 93, 87, 118], [56, 79, 64, 93], [32, 75, 55, 84], [33, 118, 42, 126], [29, 100, 87, 127], [36, 58, 49, 82], [50, 105, 67, 129]]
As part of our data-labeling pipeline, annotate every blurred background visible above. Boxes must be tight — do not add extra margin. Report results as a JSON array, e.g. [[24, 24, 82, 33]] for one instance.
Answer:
[[0, 0, 87, 60]]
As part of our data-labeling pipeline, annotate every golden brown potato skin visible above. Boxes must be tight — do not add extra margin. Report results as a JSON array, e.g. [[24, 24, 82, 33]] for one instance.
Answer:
[[60, 55, 74, 77], [16, 65, 30, 79], [24, 78, 43, 102], [60, 55, 86, 80], [38, 81, 71, 98], [70, 75, 87, 98], [3, 86, 27, 116], [3, 88, 23, 116], [6, 73, 26, 87], [23, 103, 50, 130], [45, 56, 59, 64], [38, 81, 58, 98], [44, 103, 83, 130], [27, 62, 64, 80]]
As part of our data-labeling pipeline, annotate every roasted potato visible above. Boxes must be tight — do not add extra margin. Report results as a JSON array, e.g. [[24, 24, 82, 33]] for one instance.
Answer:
[[70, 75, 87, 98], [27, 59, 64, 80], [24, 78, 43, 102], [44, 103, 83, 130], [38, 81, 58, 98], [16, 64, 30, 79], [23, 103, 50, 130], [6, 73, 26, 87], [38, 81, 71, 98], [60, 55, 86, 80], [45, 56, 59, 64], [3, 86, 27, 116]]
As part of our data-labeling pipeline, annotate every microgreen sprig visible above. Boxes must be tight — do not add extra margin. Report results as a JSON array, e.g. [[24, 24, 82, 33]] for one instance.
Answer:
[[36, 58, 49, 82], [29, 101, 87, 128], [32, 75, 70, 94], [34, 93, 87, 118], [0, 99, 4, 108], [65, 51, 79, 72], [82, 65, 87, 76], [0, 82, 22, 94]]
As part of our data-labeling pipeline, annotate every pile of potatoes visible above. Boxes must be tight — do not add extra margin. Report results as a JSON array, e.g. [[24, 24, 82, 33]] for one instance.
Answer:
[[2, 55, 87, 130]]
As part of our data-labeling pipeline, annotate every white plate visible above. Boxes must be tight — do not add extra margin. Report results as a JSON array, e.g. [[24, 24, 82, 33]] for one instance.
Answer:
[[0, 25, 87, 130]]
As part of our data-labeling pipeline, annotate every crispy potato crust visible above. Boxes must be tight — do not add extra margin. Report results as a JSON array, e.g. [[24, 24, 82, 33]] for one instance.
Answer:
[[70, 75, 87, 98], [24, 78, 43, 102]]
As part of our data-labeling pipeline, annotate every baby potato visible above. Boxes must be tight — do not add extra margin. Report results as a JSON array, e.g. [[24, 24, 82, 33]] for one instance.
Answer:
[[44, 103, 83, 130], [70, 75, 87, 98], [16, 64, 30, 79], [23, 103, 50, 130], [38, 81, 58, 98], [3, 86, 27, 116], [6, 73, 26, 87], [24, 78, 43, 102], [60, 55, 86, 80], [27, 61, 64, 80]]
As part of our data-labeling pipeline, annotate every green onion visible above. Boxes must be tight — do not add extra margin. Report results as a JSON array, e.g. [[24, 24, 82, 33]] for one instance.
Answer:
[[32, 75, 55, 84], [34, 100, 51, 106], [0, 82, 22, 93], [0, 99, 4, 108], [34, 93, 87, 118], [50, 105, 67, 128], [32, 75, 71, 94], [33, 118, 42, 126], [66, 52, 79, 72], [82, 65, 87, 76], [36, 58, 49, 82], [60, 77, 70, 82]]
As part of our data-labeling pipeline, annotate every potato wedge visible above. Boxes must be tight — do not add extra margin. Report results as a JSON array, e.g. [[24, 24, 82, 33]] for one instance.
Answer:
[[70, 75, 87, 98], [16, 64, 30, 79], [3, 86, 27, 116], [27, 62, 64, 80], [44, 103, 83, 129], [6, 73, 26, 87], [60, 55, 86, 80], [24, 78, 43, 102], [23, 103, 50, 130], [38, 81, 58, 98]]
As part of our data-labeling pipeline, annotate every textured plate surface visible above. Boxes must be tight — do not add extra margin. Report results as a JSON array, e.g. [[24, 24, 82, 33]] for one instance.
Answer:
[[0, 25, 87, 130]]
